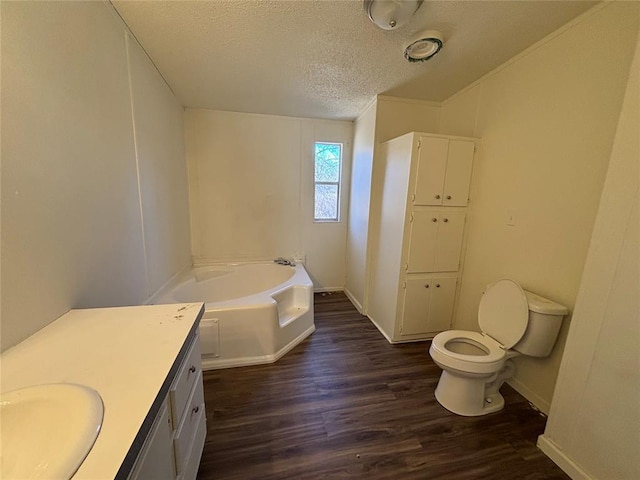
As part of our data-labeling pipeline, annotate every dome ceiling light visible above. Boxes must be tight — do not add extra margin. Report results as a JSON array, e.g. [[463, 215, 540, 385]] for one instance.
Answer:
[[364, 0, 423, 31], [404, 30, 444, 62]]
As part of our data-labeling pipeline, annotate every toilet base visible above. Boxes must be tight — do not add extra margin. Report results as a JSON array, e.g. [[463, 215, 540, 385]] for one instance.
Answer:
[[434, 370, 506, 416]]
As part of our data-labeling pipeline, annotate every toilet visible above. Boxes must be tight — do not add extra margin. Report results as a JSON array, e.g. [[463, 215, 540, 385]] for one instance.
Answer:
[[429, 278, 569, 416]]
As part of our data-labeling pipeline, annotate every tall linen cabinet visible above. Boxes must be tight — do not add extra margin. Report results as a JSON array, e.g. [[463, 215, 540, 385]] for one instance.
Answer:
[[367, 132, 478, 342]]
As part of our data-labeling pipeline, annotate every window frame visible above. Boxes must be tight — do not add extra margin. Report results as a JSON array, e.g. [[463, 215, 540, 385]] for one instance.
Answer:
[[313, 141, 343, 223]]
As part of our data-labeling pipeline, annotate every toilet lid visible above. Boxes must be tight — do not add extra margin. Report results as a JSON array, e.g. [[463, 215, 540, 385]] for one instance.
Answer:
[[478, 279, 528, 349]]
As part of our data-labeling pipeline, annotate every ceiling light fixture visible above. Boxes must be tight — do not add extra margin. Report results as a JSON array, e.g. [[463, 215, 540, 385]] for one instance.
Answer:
[[404, 30, 444, 62], [364, 0, 423, 31]]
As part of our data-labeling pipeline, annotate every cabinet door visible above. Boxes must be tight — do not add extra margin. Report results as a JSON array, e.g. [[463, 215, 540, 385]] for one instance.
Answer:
[[442, 140, 474, 206], [433, 212, 466, 272], [401, 277, 457, 335], [414, 137, 448, 206], [407, 211, 439, 273], [128, 400, 175, 480], [401, 278, 432, 335], [426, 277, 457, 332]]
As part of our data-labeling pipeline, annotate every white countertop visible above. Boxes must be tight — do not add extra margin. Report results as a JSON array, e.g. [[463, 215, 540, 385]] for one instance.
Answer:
[[0, 302, 204, 479]]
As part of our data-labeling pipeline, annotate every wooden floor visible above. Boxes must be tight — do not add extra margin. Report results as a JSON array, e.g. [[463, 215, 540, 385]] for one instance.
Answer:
[[197, 292, 568, 480]]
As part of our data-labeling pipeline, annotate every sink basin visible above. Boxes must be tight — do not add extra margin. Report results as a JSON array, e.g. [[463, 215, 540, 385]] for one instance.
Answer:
[[0, 383, 103, 479]]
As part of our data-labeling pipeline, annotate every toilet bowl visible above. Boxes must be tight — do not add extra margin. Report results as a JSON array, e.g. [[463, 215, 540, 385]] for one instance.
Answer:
[[429, 279, 568, 416]]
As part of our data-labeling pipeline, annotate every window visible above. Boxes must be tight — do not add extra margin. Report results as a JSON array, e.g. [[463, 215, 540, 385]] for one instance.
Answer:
[[314, 142, 342, 222]]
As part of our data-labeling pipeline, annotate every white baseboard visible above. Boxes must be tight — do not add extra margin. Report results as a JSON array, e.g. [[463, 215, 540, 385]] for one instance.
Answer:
[[366, 315, 396, 344], [507, 376, 551, 414], [537, 435, 592, 480], [343, 287, 364, 314], [314, 286, 344, 293]]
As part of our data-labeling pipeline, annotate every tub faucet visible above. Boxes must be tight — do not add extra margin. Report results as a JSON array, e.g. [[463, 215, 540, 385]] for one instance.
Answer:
[[274, 257, 296, 267]]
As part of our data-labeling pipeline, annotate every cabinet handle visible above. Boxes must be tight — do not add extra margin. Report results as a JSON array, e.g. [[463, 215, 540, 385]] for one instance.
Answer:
[[431, 217, 437, 222], [424, 284, 430, 288], [435, 194, 441, 199], [436, 284, 441, 288], [189, 365, 196, 373], [192, 405, 200, 414], [446, 195, 452, 200], [443, 218, 449, 223]]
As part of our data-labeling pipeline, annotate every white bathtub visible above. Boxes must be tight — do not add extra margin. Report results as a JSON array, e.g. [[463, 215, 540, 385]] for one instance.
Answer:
[[154, 262, 315, 370]]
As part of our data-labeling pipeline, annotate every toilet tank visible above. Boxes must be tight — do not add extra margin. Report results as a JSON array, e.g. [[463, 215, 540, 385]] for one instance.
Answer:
[[513, 291, 569, 357]]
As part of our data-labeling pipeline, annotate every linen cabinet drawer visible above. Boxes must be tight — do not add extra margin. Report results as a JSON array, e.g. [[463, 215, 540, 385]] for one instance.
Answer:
[[169, 334, 202, 427], [173, 371, 205, 476]]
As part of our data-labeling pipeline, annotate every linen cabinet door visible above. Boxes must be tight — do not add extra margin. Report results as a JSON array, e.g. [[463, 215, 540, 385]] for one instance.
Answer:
[[433, 212, 466, 272], [442, 140, 474, 207], [406, 211, 438, 273], [414, 137, 448, 206], [400, 278, 432, 335], [426, 277, 457, 332]]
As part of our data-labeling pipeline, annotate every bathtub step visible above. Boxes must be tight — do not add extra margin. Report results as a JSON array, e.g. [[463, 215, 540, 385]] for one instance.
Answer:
[[272, 286, 311, 327]]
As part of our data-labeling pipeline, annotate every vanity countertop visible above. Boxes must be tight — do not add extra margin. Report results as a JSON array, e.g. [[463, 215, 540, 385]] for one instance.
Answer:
[[0, 302, 205, 479]]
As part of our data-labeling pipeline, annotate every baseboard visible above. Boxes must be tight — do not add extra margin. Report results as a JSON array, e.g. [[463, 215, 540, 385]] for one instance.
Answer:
[[314, 286, 344, 293], [366, 315, 397, 344], [343, 287, 364, 314], [537, 435, 592, 480], [507, 376, 551, 414]]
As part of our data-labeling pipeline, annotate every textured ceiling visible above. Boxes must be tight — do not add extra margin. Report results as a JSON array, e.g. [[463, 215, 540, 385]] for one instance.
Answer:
[[112, 0, 597, 120]]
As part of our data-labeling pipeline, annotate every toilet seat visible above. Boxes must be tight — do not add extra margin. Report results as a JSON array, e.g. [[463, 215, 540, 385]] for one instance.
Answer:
[[430, 279, 530, 376], [478, 279, 529, 349], [430, 330, 506, 374]]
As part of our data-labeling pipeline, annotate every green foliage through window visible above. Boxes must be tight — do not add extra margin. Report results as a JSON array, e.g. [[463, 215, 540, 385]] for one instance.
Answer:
[[314, 142, 342, 221]]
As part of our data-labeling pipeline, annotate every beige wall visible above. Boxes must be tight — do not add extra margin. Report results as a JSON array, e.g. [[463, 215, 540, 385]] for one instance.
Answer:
[[539, 31, 639, 480], [439, 2, 639, 412], [1, 2, 191, 351], [184, 109, 353, 290]]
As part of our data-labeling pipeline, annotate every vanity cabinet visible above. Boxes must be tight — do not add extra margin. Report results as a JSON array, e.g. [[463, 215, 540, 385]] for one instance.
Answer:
[[129, 334, 206, 480], [368, 132, 477, 342]]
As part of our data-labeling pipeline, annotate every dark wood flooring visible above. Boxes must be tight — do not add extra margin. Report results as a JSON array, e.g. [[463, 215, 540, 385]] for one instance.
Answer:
[[197, 292, 568, 480]]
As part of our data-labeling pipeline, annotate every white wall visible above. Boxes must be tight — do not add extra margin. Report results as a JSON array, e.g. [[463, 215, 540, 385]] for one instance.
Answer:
[[184, 109, 353, 290], [344, 100, 376, 311], [345, 96, 441, 312], [538, 31, 639, 480], [1, 2, 191, 351], [438, 2, 639, 412], [375, 96, 441, 143]]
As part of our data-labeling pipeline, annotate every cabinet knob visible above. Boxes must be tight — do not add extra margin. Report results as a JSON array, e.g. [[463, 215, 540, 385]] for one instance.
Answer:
[[431, 217, 437, 222], [424, 284, 430, 288], [436, 284, 441, 288], [443, 218, 449, 223], [435, 194, 441, 199], [446, 195, 452, 200], [192, 405, 200, 414], [189, 365, 196, 373]]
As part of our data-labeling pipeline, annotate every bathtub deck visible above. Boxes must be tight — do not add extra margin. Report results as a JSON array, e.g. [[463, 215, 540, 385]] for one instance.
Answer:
[[197, 292, 568, 480]]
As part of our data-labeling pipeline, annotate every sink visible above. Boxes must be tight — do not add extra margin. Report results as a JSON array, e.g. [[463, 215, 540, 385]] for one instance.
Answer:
[[0, 383, 104, 479]]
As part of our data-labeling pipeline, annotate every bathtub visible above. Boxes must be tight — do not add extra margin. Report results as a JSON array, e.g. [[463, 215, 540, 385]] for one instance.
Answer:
[[154, 262, 315, 370]]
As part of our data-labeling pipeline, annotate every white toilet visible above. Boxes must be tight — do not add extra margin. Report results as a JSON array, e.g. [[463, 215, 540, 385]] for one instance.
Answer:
[[429, 278, 569, 416]]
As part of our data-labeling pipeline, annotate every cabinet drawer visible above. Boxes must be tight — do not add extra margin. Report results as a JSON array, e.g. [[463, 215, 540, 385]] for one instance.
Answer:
[[174, 371, 205, 475], [170, 335, 202, 428]]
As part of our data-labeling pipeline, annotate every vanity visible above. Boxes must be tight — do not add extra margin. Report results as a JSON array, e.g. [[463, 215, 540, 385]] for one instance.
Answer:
[[0, 302, 206, 479]]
